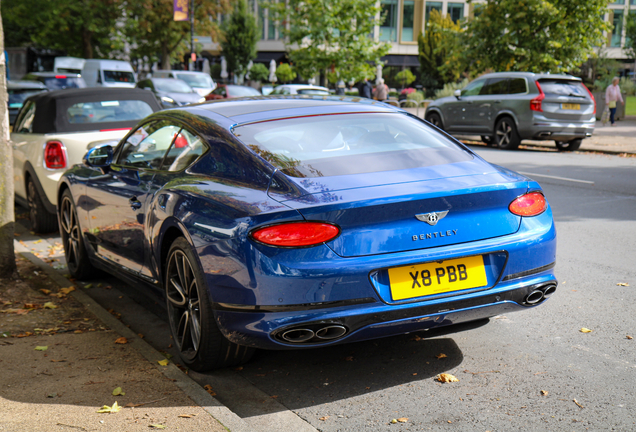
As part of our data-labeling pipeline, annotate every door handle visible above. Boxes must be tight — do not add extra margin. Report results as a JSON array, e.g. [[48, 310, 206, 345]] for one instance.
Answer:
[[494, 100, 501, 104], [129, 197, 142, 210]]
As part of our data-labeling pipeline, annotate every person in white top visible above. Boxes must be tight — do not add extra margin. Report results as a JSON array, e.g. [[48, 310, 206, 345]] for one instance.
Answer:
[[605, 77, 624, 126]]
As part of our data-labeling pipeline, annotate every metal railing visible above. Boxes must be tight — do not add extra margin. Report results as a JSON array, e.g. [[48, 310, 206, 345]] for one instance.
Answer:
[[381, 99, 434, 117]]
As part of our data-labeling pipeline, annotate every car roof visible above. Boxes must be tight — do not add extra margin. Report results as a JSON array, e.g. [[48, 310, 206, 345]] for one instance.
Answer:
[[478, 71, 581, 81], [8, 80, 48, 90], [25, 72, 83, 77], [279, 84, 330, 90]]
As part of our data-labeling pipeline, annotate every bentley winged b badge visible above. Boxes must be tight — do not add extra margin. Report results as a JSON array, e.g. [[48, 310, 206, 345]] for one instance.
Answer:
[[415, 210, 449, 226]]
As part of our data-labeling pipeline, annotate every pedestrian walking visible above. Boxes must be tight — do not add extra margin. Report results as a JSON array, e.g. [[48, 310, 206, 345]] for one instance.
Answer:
[[373, 78, 388, 101], [359, 78, 373, 99], [605, 77, 624, 126]]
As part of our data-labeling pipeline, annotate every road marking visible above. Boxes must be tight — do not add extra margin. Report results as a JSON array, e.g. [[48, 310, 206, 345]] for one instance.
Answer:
[[518, 171, 595, 185]]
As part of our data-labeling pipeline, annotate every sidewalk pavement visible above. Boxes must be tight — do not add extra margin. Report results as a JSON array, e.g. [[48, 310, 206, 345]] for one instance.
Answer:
[[1, 246, 253, 431]]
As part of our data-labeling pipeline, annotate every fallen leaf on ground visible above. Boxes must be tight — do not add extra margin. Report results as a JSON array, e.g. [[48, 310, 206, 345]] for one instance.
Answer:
[[580, 328, 593, 333], [112, 387, 125, 396], [35, 346, 48, 351], [178, 414, 193, 418], [43, 302, 57, 309], [436, 373, 459, 383], [540, 390, 548, 396], [83, 284, 92, 289], [397, 418, 408, 423], [627, 335, 633, 340], [138, 333, 144, 338], [233, 366, 243, 371], [149, 425, 166, 429], [40, 289, 51, 295], [60, 287, 75, 294], [344, 356, 354, 361], [435, 353, 447, 359], [616, 282, 629, 286], [319, 416, 330, 421], [573, 399, 584, 409], [114, 337, 128, 344], [157, 359, 169, 366], [390, 419, 397, 424], [97, 401, 121, 413], [410, 335, 422, 341], [203, 385, 216, 396]]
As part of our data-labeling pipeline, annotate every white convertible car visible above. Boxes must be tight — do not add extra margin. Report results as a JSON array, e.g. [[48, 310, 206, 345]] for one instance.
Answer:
[[11, 87, 162, 233]]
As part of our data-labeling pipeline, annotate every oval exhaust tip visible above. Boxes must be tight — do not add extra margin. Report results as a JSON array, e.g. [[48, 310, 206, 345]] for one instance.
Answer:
[[281, 328, 315, 343], [315, 325, 347, 340], [542, 284, 557, 298], [525, 290, 545, 305]]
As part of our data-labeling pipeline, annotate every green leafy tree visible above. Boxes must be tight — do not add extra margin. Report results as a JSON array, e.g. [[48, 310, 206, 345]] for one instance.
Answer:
[[418, 9, 465, 96], [124, 0, 229, 70], [395, 69, 416, 88], [220, 0, 259, 80], [276, 63, 297, 83], [2, 0, 124, 58], [464, 0, 610, 73], [248, 63, 269, 82], [0, 12, 17, 278], [267, 0, 389, 81]]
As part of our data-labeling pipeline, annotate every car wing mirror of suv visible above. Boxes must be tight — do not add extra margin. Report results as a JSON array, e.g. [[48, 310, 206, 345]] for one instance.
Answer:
[[454, 89, 462, 100], [83, 144, 114, 174]]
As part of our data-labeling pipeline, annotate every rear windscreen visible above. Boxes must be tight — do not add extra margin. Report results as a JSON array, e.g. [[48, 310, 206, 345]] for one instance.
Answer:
[[44, 77, 86, 90], [8, 89, 46, 108], [104, 70, 136, 84], [539, 80, 587, 97], [66, 100, 154, 124], [233, 113, 473, 178]]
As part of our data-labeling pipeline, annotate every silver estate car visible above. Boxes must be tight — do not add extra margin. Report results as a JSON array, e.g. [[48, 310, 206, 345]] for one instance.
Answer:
[[425, 72, 595, 151]]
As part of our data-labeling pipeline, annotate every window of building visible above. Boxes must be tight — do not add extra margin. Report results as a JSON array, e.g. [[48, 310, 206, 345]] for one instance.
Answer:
[[258, 6, 266, 40], [627, 11, 636, 46], [447, 3, 464, 23], [611, 9, 624, 47], [402, 1, 415, 42], [268, 9, 277, 40], [380, 0, 398, 42], [425, 1, 443, 22], [612, 0, 625, 4]]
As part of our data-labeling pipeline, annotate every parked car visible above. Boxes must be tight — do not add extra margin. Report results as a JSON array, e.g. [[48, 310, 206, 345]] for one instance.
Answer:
[[270, 84, 331, 96], [11, 88, 162, 233], [7, 80, 48, 125], [58, 95, 557, 371], [425, 72, 595, 151], [82, 59, 136, 88], [136, 78, 206, 108], [152, 70, 216, 97], [54, 57, 85, 75], [22, 72, 87, 90], [205, 84, 261, 100]]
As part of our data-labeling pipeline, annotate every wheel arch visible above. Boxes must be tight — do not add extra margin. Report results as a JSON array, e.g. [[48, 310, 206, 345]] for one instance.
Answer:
[[425, 107, 445, 125], [23, 161, 57, 214], [493, 111, 520, 131], [156, 218, 197, 286]]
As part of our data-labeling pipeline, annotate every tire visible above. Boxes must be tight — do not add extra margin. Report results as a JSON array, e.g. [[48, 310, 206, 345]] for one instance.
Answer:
[[481, 135, 493, 145], [59, 190, 97, 280], [494, 117, 521, 150], [165, 237, 254, 371], [27, 177, 58, 233], [555, 139, 582, 152], [426, 112, 444, 130]]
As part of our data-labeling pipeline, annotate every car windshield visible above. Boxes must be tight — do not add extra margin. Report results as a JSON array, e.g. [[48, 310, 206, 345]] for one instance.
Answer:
[[297, 89, 330, 95], [43, 77, 86, 90], [154, 79, 193, 93], [539, 80, 587, 97], [104, 70, 136, 84], [8, 89, 46, 109], [66, 100, 154, 124], [233, 113, 473, 178], [228, 86, 261, 97], [175, 73, 214, 88]]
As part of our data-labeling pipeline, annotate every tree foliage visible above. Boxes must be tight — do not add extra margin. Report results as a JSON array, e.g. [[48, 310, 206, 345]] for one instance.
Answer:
[[395, 69, 416, 87], [220, 0, 259, 79], [124, 0, 229, 69], [276, 63, 297, 83], [418, 10, 465, 96], [248, 63, 269, 82], [464, 0, 610, 74], [2, 0, 124, 58], [625, 13, 636, 61], [267, 0, 389, 81]]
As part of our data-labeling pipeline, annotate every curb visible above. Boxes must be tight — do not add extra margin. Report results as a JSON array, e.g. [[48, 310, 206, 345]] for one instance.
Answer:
[[19, 251, 254, 432]]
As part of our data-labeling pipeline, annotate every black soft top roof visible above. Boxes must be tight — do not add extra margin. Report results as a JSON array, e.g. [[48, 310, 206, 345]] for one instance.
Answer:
[[25, 87, 162, 134]]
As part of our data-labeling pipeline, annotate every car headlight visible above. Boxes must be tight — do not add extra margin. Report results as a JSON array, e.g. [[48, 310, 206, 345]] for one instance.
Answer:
[[198, 97, 206, 103], [160, 96, 176, 105]]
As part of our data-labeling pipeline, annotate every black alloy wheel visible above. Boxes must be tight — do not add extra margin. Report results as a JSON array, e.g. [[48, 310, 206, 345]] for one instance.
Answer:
[[27, 178, 57, 233], [494, 117, 521, 150], [426, 112, 444, 130], [555, 139, 582, 152], [59, 190, 96, 280], [165, 238, 254, 371]]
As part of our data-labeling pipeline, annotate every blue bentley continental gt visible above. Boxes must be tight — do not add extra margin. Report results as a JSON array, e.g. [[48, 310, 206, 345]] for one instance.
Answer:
[[58, 96, 557, 371]]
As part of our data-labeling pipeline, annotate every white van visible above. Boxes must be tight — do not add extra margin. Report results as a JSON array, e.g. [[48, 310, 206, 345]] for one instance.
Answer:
[[152, 70, 216, 96], [82, 60, 136, 88], [54, 57, 86, 75]]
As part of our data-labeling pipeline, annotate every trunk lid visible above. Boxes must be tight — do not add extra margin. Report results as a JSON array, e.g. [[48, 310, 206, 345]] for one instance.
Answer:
[[538, 79, 594, 121]]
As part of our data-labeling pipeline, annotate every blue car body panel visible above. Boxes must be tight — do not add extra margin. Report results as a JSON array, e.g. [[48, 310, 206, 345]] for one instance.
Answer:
[[58, 96, 557, 352]]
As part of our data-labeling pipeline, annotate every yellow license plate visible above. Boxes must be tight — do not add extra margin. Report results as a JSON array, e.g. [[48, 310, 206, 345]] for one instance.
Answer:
[[388, 255, 488, 301], [561, 103, 580, 110]]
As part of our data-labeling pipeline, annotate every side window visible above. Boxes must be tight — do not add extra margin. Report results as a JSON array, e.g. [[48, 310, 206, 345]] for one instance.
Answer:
[[15, 101, 36, 133], [461, 80, 485, 97], [160, 128, 207, 172], [508, 78, 527, 94], [480, 78, 508, 95], [117, 120, 180, 169]]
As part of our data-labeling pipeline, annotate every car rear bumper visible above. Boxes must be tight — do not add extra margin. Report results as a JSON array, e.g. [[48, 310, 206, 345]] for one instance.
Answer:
[[527, 116, 595, 141]]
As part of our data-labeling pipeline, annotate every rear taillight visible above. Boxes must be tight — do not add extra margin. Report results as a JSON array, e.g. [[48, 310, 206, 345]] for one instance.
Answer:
[[583, 83, 596, 114], [251, 222, 340, 247], [509, 192, 547, 216], [44, 140, 67, 169], [55, 75, 67, 79], [530, 81, 545, 112]]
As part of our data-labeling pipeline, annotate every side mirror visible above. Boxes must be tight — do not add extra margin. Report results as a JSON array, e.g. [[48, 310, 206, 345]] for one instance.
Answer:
[[454, 89, 462, 100], [83, 144, 113, 173]]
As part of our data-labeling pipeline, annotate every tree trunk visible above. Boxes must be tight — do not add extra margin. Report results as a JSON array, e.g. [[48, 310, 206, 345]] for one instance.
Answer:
[[161, 44, 171, 70], [0, 13, 18, 279], [82, 27, 94, 59]]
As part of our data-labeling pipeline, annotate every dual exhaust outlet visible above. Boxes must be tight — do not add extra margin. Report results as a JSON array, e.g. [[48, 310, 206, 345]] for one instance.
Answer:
[[280, 325, 348, 344], [524, 283, 557, 305]]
